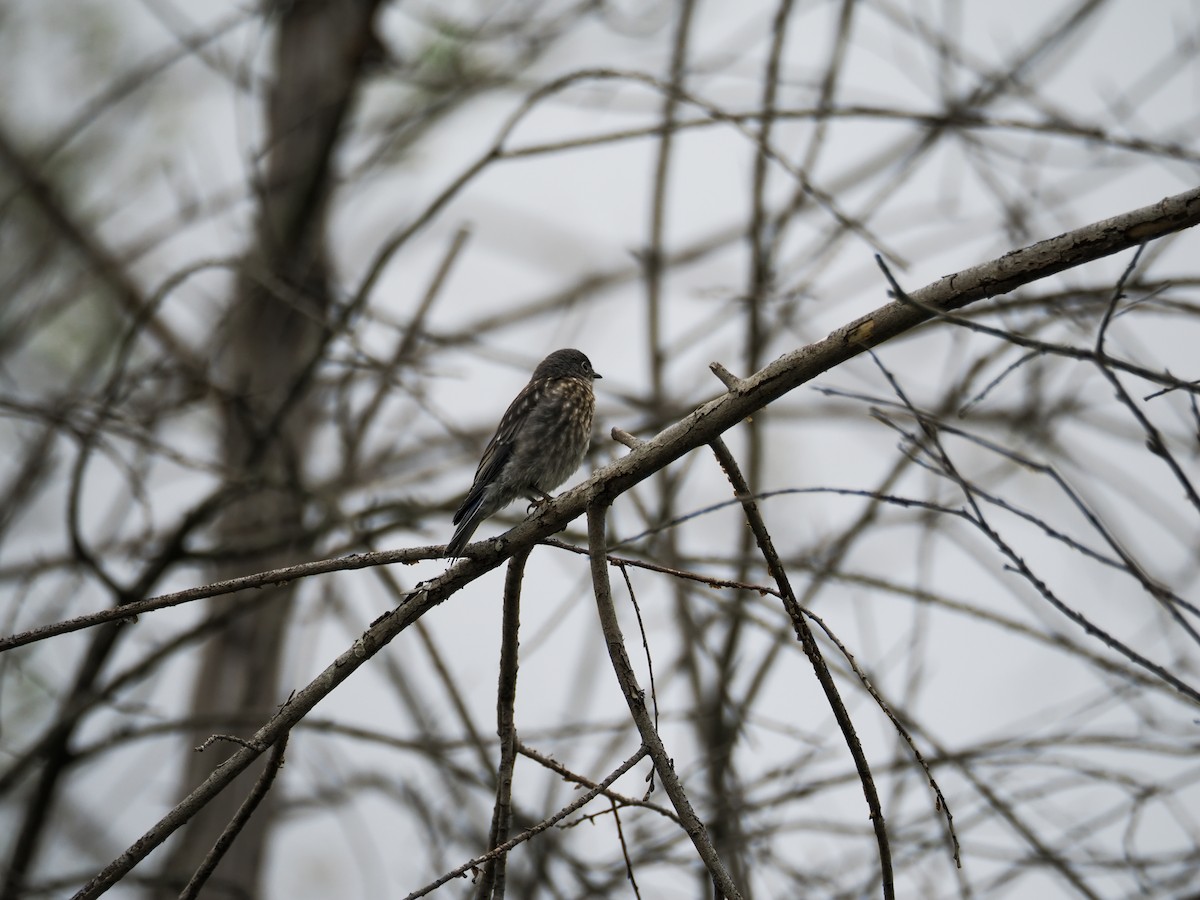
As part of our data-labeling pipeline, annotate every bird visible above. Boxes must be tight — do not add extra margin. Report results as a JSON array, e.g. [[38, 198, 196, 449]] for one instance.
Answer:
[[446, 349, 602, 558]]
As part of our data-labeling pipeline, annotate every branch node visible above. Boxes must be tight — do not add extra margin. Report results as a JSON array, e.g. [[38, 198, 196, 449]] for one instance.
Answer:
[[611, 427, 644, 449], [709, 361, 743, 391], [194, 734, 258, 753]]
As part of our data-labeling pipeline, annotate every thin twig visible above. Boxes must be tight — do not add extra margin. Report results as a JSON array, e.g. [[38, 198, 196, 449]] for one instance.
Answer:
[[177, 734, 289, 900], [401, 745, 650, 900], [515, 742, 681, 825]]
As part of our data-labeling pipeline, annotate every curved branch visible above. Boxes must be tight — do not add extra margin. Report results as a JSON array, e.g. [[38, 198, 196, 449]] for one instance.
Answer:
[[584, 503, 744, 900], [707, 436, 895, 898]]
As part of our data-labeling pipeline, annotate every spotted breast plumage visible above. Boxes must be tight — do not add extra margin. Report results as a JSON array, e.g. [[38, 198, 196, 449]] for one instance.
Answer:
[[446, 349, 601, 558]]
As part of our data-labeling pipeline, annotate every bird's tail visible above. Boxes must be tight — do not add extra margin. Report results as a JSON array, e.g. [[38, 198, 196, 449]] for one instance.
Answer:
[[446, 496, 486, 558]]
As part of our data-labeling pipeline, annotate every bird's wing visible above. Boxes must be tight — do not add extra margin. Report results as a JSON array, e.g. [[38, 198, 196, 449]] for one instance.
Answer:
[[452, 378, 543, 525], [479, 379, 541, 478]]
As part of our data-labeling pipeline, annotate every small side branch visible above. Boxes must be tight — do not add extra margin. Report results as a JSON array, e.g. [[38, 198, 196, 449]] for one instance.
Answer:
[[402, 745, 650, 900]]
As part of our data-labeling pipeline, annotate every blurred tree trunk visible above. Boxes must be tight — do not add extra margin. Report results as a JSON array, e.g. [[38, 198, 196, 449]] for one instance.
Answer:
[[155, 1, 383, 894]]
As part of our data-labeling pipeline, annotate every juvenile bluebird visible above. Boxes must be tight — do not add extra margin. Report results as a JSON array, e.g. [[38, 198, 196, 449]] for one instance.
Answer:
[[446, 349, 601, 558]]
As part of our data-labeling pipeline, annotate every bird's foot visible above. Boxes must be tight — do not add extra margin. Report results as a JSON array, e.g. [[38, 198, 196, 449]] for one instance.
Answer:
[[526, 490, 554, 513]]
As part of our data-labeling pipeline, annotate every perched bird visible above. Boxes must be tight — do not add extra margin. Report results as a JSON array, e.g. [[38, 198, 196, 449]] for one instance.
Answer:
[[446, 349, 602, 558]]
